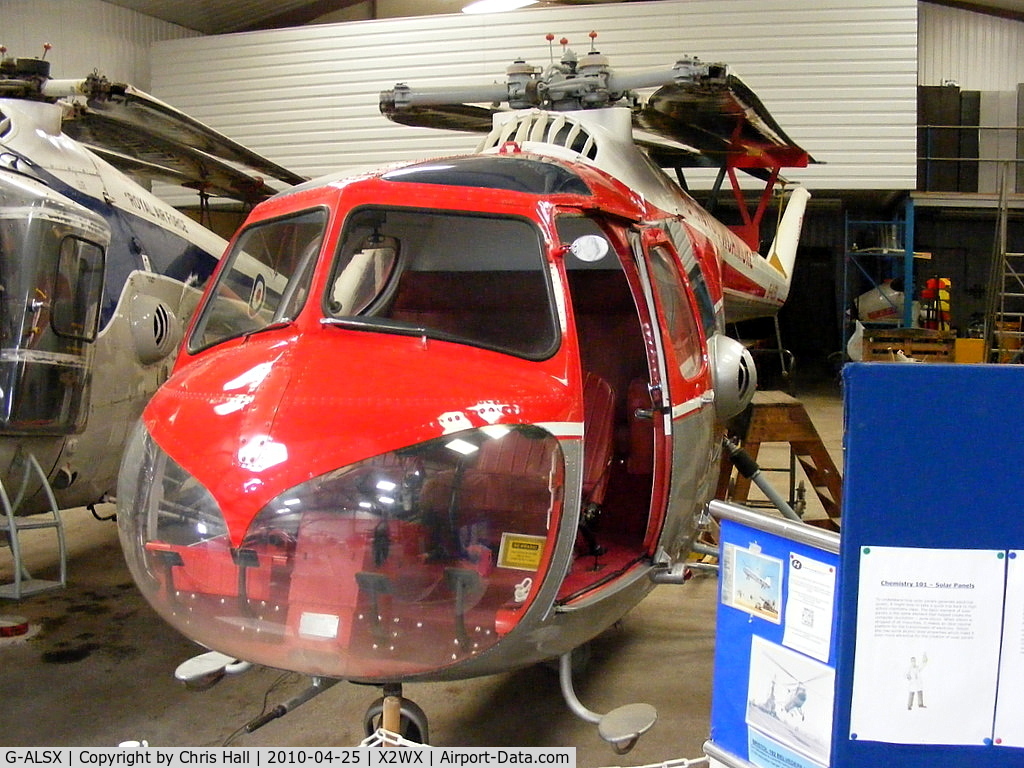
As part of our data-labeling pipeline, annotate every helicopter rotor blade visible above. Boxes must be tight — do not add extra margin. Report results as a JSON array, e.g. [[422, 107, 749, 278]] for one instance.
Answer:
[[61, 79, 305, 202]]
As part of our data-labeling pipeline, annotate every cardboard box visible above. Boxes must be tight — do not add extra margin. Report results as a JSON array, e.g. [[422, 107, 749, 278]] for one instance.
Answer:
[[954, 337, 986, 363]]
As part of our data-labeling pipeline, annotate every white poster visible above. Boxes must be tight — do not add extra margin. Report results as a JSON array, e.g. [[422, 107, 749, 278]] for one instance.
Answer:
[[783, 552, 836, 663], [849, 546, 1006, 746]]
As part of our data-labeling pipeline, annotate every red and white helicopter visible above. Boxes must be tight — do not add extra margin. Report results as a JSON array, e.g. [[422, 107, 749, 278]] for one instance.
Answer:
[[0, 48, 303, 596], [117, 36, 811, 749]]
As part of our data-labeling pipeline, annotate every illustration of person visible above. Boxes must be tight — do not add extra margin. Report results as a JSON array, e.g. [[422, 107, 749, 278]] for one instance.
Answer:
[[906, 653, 928, 710]]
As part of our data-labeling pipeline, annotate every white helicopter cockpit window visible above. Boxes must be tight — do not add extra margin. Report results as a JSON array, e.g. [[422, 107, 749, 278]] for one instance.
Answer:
[[0, 198, 107, 435], [190, 208, 326, 352], [323, 207, 558, 360]]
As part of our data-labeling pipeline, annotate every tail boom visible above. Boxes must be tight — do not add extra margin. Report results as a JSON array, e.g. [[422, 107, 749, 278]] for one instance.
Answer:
[[721, 185, 810, 323]]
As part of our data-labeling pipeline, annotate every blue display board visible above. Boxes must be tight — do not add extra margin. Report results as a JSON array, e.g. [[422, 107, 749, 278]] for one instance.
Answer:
[[708, 501, 840, 768], [834, 363, 1024, 768]]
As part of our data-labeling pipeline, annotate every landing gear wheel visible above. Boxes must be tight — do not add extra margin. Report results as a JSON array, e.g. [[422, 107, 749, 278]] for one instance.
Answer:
[[363, 697, 429, 744]]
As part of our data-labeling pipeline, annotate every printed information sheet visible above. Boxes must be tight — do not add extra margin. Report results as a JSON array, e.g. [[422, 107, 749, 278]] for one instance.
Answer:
[[782, 553, 836, 663], [849, 546, 1006, 746]]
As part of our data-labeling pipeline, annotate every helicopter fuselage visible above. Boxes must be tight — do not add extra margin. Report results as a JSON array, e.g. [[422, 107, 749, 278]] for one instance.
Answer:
[[0, 97, 222, 514], [115, 125, 790, 682]]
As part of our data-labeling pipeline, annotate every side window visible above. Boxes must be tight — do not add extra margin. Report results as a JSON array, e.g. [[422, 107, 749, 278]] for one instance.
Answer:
[[648, 245, 704, 380], [687, 263, 717, 336], [52, 236, 105, 342], [190, 208, 326, 352]]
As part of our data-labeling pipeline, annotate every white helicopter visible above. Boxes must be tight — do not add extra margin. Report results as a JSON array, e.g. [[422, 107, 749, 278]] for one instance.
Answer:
[[0, 49, 304, 583]]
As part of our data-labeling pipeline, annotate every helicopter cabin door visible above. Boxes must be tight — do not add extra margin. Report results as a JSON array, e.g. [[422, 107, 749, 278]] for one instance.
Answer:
[[632, 224, 717, 558], [555, 216, 670, 604]]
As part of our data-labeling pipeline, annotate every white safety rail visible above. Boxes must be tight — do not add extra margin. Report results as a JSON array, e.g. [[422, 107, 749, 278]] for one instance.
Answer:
[[599, 757, 709, 768]]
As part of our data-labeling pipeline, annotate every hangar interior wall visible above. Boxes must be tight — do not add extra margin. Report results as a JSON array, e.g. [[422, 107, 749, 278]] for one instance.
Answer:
[[919, 2, 1024, 90], [4, 0, 196, 89], [149, 0, 919, 204], [918, 2, 1024, 193]]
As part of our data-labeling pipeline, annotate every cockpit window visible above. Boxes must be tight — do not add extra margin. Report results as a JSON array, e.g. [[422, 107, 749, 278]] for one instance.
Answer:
[[0, 193, 108, 435], [648, 245, 704, 380], [327, 233, 399, 316], [189, 207, 326, 352], [323, 207, 558, 360]]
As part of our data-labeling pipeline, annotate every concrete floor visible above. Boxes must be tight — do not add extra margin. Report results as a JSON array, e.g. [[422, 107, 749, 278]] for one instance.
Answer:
[[0, 382, 843, 765]]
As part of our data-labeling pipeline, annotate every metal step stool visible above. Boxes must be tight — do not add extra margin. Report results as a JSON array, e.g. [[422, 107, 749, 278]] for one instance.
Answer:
[[0, 452, 67, 599]]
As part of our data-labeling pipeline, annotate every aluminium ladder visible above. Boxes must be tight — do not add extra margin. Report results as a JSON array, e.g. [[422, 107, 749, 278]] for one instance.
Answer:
[[984, 162, 1024, 363]]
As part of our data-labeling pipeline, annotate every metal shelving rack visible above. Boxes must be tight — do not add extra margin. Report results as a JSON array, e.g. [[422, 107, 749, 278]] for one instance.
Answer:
[[841, 197, 916, 356]]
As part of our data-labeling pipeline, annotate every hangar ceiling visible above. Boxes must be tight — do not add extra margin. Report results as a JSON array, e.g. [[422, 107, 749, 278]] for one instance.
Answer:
[[101, 0, 1024, 35], [97, 0, 651, 35]]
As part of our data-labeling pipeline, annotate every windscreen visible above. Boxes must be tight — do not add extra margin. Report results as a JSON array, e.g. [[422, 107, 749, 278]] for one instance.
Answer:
[[323, 207, 558, 360]]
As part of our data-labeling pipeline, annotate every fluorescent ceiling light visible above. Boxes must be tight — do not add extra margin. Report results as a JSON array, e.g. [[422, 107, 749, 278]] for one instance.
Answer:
[[445, 438, 479, 455], [480, 424, 512, 440], [462, 0, 538, 13]]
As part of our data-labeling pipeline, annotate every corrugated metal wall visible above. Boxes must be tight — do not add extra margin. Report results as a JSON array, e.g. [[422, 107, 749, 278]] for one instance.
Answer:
[[150, 0, 918, 203], [4, 0, 196, 88], [919, 2, 1024, 90], [918, 2, 1024, 192]]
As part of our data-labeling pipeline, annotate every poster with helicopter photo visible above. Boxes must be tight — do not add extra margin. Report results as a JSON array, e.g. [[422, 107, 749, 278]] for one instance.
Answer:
[[745, 634, 835, 767], [722, 541, 785, 624]]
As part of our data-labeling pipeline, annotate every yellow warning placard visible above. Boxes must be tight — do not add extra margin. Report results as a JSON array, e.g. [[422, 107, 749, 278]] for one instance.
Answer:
[[497, 533, 546, 571]]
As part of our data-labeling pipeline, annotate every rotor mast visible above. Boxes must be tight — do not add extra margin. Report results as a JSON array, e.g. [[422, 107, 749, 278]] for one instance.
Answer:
[[379, 33, 811, 253], [380, 31, 727, 116]]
